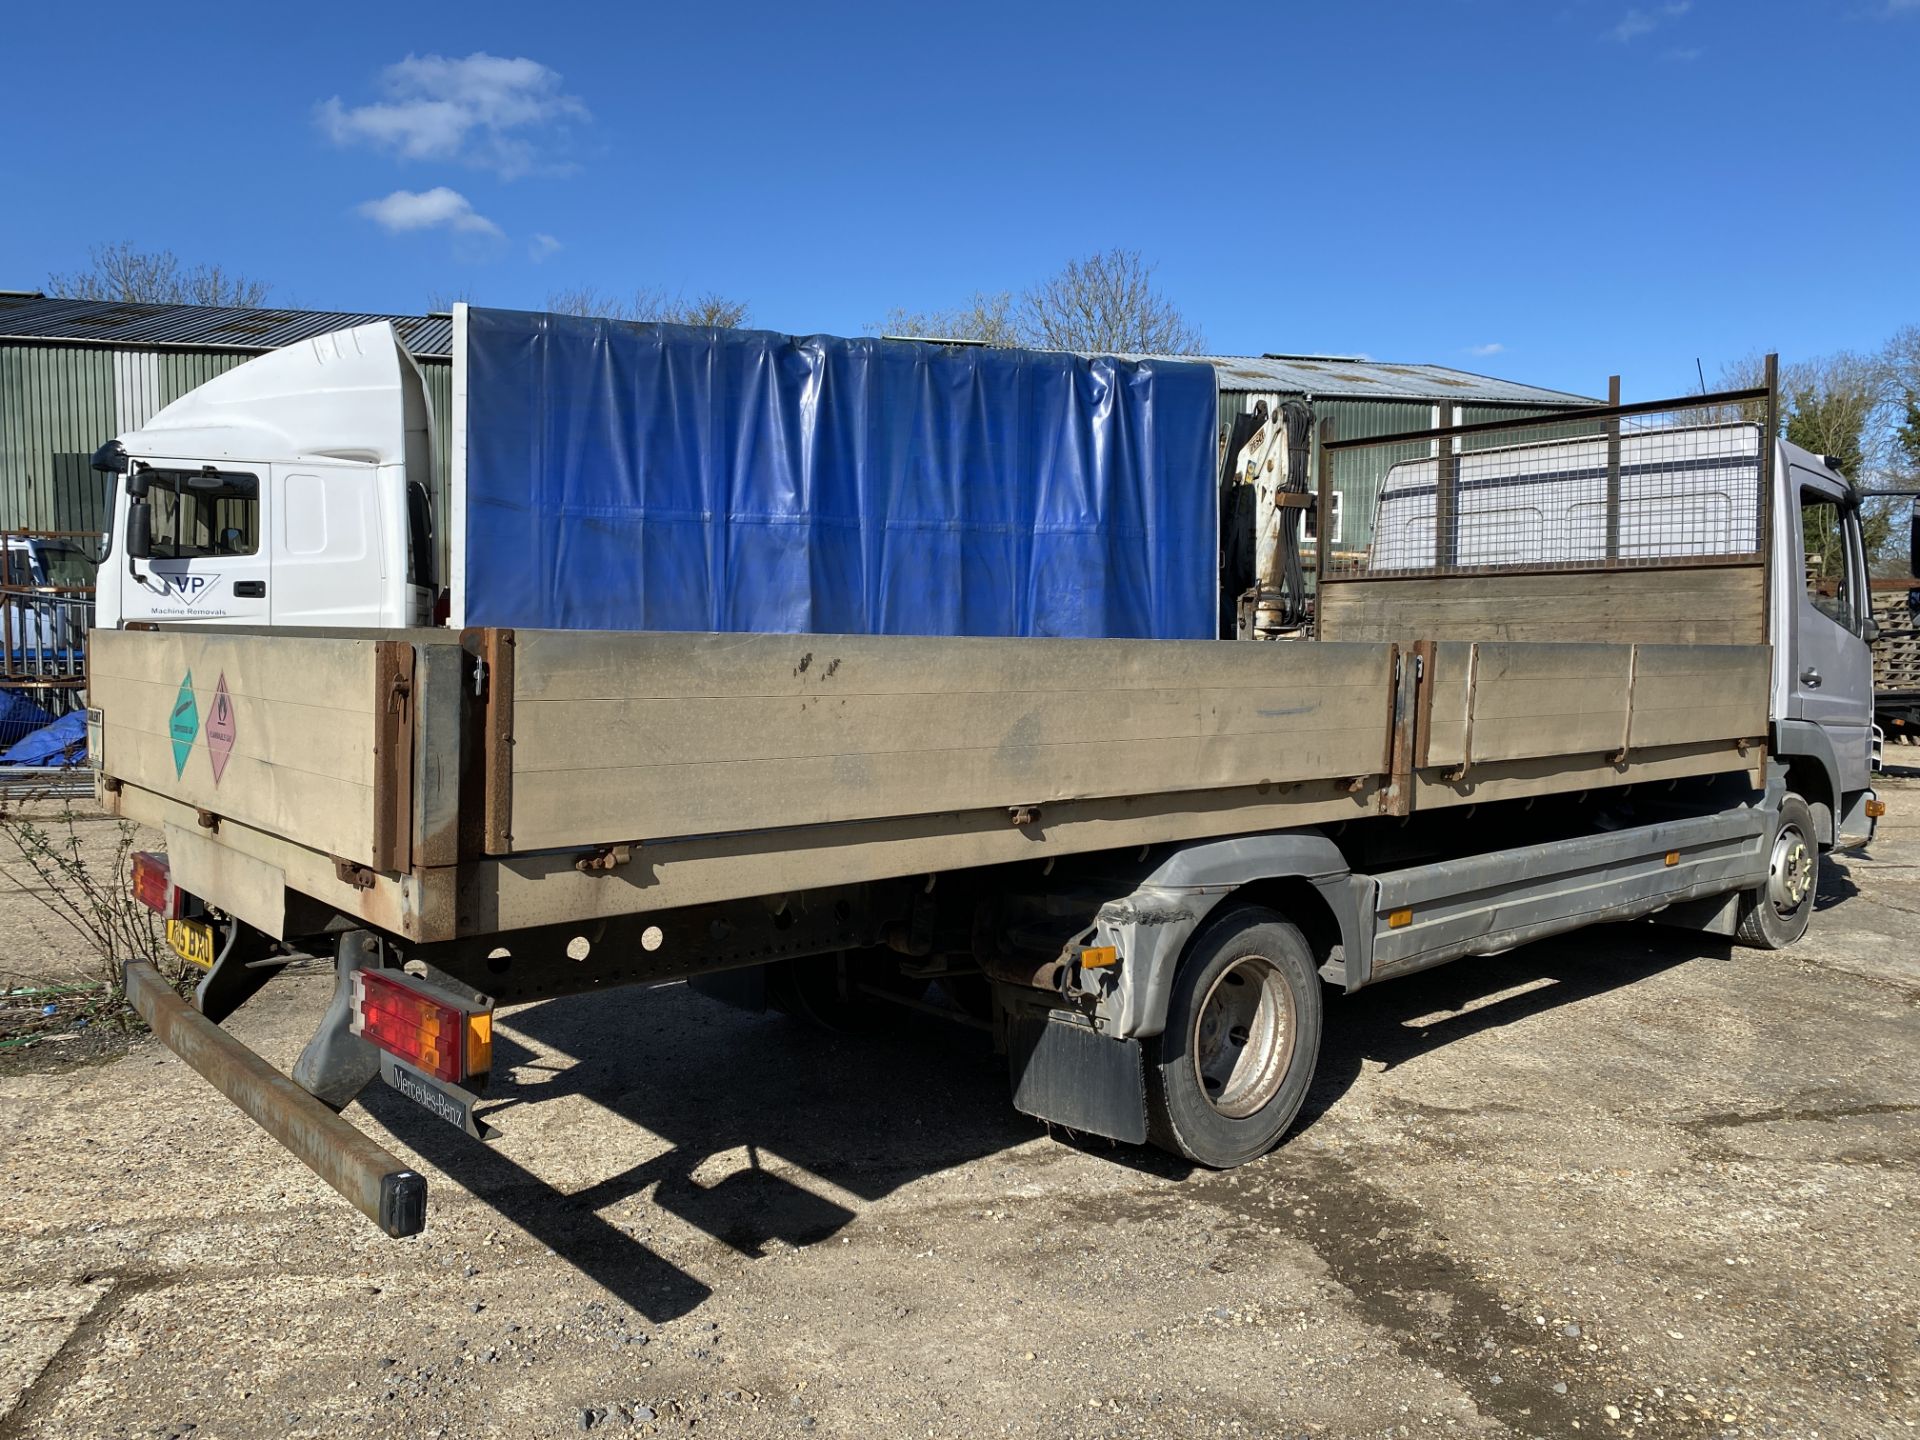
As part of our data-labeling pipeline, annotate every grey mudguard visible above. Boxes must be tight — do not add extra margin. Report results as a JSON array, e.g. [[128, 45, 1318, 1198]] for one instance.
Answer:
[[1089, 831, 1360, 1040], [1772, 718, 1841, 845]]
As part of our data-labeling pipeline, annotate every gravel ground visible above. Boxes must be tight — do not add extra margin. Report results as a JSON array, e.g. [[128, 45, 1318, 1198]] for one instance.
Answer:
[[0, 775, 1915, 1439]]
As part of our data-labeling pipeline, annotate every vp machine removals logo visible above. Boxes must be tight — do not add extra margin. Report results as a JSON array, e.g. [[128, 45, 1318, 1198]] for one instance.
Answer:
[[156, 572, 223, 606]]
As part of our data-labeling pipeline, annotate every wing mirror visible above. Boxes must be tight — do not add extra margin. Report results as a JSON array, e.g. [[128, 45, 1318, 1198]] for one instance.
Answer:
[[125, 469, 153, 561], [126, 496, 152, 561]]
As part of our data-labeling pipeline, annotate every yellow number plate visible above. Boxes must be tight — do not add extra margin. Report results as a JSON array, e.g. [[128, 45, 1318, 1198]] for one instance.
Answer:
[[167, 918, 217, 970]]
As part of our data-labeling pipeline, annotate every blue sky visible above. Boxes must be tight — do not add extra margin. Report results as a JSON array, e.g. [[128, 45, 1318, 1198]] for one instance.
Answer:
[[4, 0, 1916, 397]]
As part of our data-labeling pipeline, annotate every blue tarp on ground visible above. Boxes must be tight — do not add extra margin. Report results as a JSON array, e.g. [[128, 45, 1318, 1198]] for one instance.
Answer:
[[1, 709, 86, 766], [0, 691, 54, 748], [461, 308, 1220, 639]]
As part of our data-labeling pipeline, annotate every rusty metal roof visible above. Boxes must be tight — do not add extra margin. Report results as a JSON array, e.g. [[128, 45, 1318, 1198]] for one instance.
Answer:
[[1142, 351, 1596, 406], [0, 295, 453, 359]]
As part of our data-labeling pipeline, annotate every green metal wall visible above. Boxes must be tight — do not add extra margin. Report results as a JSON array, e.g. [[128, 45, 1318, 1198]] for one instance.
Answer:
[[0, 341, 453, 548]]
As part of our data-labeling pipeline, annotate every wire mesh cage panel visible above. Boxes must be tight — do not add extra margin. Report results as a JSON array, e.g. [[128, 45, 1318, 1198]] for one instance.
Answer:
[[1318, 376, 1775, 585]]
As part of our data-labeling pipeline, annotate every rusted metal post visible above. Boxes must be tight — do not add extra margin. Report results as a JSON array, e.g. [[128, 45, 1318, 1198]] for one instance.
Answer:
[[1434, 401, 1456, 570], [1604, 374, 1623, 560], [124, 959, 426, 1237]]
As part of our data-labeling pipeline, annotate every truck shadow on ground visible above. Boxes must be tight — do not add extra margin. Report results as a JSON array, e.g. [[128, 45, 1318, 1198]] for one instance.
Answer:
[[359, 916, 1753, 1321], [1290, 921, 1731, 1137], [358, 983, 1031, 1323]]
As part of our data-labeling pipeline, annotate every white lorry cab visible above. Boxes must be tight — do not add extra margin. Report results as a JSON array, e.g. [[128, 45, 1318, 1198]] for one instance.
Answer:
[[92, 322, 438, 631]]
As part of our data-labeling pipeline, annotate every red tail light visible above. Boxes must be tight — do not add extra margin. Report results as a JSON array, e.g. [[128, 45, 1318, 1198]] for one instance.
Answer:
[[350, 969, 492, 1085], [131, 851, 181, 919]]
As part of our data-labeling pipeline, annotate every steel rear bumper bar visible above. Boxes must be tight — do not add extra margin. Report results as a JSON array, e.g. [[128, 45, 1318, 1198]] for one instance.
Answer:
[[123, 960, 426, 1237]]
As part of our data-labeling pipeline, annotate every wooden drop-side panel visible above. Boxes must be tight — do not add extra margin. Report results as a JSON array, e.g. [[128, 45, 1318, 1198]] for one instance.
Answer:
[[1453, 643, 1634, 765], [1420, 641, 1768, 775], [90, 630, 384, 866], [1628, 644, 1770, 750], [1317, 565, 1766, 645], [504, 631, 1398, 852]]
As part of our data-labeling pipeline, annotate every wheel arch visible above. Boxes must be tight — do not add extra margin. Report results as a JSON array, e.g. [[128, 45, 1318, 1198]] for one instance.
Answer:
[[1099, 831, 1366, 1041], [1773, 718, 1839, 847]]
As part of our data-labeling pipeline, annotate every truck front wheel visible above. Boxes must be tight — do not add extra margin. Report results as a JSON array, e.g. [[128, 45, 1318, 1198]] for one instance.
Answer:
[[1147, 906, 1323, 1168], [1734, 794, 1818, 950]]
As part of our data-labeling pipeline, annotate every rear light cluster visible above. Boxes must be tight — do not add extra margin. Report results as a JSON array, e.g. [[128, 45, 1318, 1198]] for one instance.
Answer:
[[131, 851, 182, 919], [351, 969, 492, 1085]]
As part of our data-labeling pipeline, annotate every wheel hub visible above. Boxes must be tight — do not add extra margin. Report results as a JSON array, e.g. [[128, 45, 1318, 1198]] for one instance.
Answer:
[[1767, 825, 1813, 917], [1191, 955, 1297, 1119]]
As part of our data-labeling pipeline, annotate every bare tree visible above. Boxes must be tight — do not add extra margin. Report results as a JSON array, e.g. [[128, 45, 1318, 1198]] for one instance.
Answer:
[[544, 285, 750, 328], [1720, 349, 1902, 572], [1888, 325, 1920, 485], [46, 243, 269, 307], [876, 292, 1021, 347], [1019, 249, 1204, 355], [426, 287, 480, 313], [1719, 350, 1894, 473]]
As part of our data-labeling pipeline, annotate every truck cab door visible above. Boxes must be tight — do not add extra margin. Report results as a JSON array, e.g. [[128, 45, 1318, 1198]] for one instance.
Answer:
[[1788, 467, 1874, 796], [122, 467, 269, 626], [269, 463, 391, 626]]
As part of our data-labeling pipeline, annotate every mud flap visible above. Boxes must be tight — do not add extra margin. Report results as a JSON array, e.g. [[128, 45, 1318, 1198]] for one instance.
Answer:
[[192, 921, 280, 1025], [292, 931, 384, 1111], [1007, 1010, 1147, 1144]]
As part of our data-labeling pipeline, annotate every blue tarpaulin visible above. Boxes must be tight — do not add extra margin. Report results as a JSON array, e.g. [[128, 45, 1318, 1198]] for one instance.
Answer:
[[461, 308, 1219, 639], [1, 709, 86, 766], [0, 691, 54, 747]]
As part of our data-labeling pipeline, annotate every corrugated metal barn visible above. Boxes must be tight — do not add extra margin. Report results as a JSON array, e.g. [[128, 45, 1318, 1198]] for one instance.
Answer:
[[0, 293, 452, 547], [0, 293, 1595, 574]]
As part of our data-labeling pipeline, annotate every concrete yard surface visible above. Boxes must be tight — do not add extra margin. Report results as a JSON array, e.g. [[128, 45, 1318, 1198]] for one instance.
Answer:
[[1, 776, 1916, 1439]]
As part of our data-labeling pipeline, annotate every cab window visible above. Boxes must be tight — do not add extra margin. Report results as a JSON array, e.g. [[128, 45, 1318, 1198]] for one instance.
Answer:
[[1800, 487, 1856, 632], [148, 470, 259, 559]]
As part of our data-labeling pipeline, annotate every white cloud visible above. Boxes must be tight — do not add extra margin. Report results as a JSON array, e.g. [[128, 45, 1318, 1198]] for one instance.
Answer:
[[1613, 1, 1689, 41], [528, 233, 563, 263], [358, 187, 502, 237], [1467, 342, 1505, 358], [319, 53, 587, 178], [1888, 0, 1920, 12], [1662, 45, 1703, 60]]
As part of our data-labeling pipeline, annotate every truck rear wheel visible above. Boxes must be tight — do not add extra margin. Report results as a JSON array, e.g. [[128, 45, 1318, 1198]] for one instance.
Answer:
[[1734, 795, 1818, 950], [1147, 906, 1323, 1168]]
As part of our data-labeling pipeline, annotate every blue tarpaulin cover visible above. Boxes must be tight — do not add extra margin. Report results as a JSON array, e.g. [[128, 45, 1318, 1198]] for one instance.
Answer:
[[1, 709, 86, 766], [0, 690, 54, 747], [461, 308, 1219, 638]]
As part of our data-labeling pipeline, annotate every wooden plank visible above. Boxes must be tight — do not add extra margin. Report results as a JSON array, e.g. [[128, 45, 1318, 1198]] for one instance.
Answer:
[[462, 778, 1385, 934], [1460, 643, 1634, 764], [482, 629, 515, 853], [91, 631, 382, 865], [506, 631, 1398, 851], [1317, 565, 1765, 645], [371, 641, 415, 873], [409, 641, 465, 868], [1628, 645, 1769, 749], [111, 782, 415, 938], [1413, 741, 1763, 812], [1420, 642, 1476, 770]]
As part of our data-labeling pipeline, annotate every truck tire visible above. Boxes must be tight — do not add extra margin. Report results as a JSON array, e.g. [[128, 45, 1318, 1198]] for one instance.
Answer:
[[1146, 906, 1323, 1168], [1734, 794, 1818, 950]]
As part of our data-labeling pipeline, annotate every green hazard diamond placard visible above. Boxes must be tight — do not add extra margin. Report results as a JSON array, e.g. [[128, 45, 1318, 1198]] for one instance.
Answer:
[[170, 671, 199, 776]]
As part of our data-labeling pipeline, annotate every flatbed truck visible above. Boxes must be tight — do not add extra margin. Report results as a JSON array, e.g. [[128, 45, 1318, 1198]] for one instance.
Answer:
[[83, 315, 1890, 1236]]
